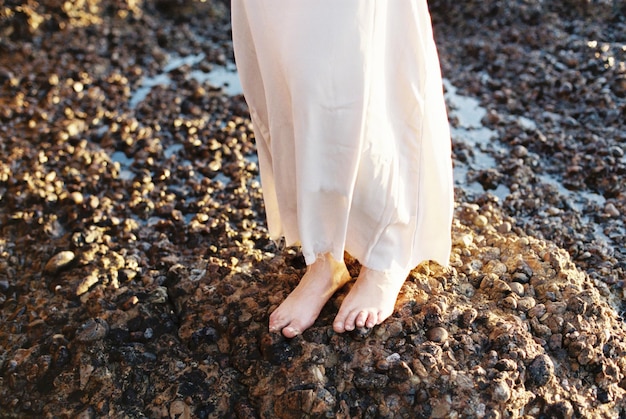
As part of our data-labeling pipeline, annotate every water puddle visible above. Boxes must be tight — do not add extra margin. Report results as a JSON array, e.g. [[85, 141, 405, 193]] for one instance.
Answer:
[[111, 151, 135, 181], [164, 143, 184, 159], [129, 73, 171, 109], [188, 64, 242, 96], [536, 173, 606, 213], [129, 53, 242, 109], [444, 80, 622, 251], [444, 80, 509, 201]]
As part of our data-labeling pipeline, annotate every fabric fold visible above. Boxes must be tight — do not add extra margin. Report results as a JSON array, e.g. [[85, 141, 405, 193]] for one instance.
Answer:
[[232, 0, 453, 272]]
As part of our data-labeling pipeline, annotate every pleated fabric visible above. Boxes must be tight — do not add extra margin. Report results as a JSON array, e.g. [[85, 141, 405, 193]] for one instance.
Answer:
[[231, 0, 453, 273]]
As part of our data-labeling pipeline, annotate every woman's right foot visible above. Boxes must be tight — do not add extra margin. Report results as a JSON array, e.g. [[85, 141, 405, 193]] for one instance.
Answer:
[[269, 253, 351, 338]]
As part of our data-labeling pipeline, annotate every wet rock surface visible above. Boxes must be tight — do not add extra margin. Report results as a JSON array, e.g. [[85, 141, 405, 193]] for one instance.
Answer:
[[1, 0, 626, 417]]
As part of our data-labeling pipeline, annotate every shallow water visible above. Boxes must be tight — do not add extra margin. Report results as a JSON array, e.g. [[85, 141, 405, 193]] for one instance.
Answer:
[[443, 80, 622, 251], [128, 53, 242, 109], [443, 79, 510, 201]]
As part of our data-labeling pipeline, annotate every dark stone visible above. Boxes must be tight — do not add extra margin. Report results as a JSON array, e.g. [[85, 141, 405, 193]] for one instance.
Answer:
[[527, 354, 554, 387], [353, 372, 389, 390]]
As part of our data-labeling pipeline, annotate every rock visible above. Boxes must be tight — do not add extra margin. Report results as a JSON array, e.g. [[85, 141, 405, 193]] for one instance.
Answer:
[[274, 387, 335, 417], [527, 354, 554, 387], [528, 303, 547, 319], [2, 1, 626, 418], [75, 318, 109, 342], [473, 215, 489, 228], [461, 308, 478, 328], [169, 400, 191, 419], [76, 274, 99, 296], [427, 327, 449, 343], [501, 296, 518, 310], [509, 282, 524, 297], [517, 297, 536, 312], [492, 380, 511, 402], [44, 251, 75, 274], [390, 361, 413, 381], [604, 203, 620, 217], [353, 372, 389, 390]]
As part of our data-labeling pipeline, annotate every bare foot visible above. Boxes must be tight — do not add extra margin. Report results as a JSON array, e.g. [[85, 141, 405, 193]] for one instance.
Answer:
[[269, 253, 351, 338], [333, 266, 408, 333]]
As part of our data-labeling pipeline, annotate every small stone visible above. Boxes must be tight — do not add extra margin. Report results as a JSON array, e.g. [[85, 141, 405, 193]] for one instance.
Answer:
[[528, 354, 554, 387], [497, 221, 512, 234], [0, 280, 9, 293], [545, 301, 567, 315], [44, 251, 75, 274], [517, 297, 536, 312], [604, 203, 620, 217], [567, 296, 587, 315], [473, 215, 489, 227], [70, 191, 84, 204], [461, 308, 478, 328], [548, 334, 563, 351], [457, 234, 473, 248], [426, 327, 448, 343], [353, 373, 389, 390], [169, 400, 191, 419], [492, 380, 511, 402], [76, 274, 99, 296], [79, 363, 95, 390], [485, 109, 501, 125], [512, 272, 531, 283], [528, 303, 546, 318], [76, 318, 109, 342], [509, 282, 524, 296], [501, 296, 518, 310], [390, 361, 413, 381]]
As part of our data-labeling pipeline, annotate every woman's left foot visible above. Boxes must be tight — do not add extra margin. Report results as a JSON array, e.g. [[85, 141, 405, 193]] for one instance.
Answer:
[[333, 266, 408, 333]]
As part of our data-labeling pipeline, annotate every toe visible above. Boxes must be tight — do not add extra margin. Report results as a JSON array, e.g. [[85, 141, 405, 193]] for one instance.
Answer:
[[355, 311, 369, 328], [365, 312, 378, 328], [282, 325, 301, 338], [343, 310, 360, 331], [333, 319, 345, 333], [269, 310, 289, 333]]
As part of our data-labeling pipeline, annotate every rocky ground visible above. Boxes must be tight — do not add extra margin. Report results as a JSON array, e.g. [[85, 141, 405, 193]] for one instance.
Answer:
[[1, 0, 625, 417]]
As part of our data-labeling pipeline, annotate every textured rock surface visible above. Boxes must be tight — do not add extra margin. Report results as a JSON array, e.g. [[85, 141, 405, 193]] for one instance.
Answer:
[[1, 0, 625, 417]]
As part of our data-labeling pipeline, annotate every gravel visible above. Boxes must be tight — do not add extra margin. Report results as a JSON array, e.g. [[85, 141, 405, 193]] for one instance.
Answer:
[[1, 0, 625, 417]]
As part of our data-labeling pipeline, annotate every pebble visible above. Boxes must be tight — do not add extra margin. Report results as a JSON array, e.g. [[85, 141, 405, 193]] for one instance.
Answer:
[[492, 380, 511, 402], [473, 215, 489, 228], [70, 191, 84, 204], [76, 318, 109, 342], [76, 274, 99, 296], [512, 272, 531, 284], [169, 400, 191, 419], [528, 304, 547, 319], [509, 282, 525, 297], [497, 221, 512, 234], [0, 280, 9, 293], [457, 234, 473, 248], [528, 354, 554, 387], [501, 296, 518, 310], [517, 297, 536, 312], [461, 308, 478, 328], [427, 327, 449, 343], [44, 251, 75, 274], [604, 203, 620, 217]]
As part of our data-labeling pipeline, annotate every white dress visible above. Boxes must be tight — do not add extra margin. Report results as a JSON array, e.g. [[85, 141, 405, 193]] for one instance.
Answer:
[[232, 0, 453, 273]]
